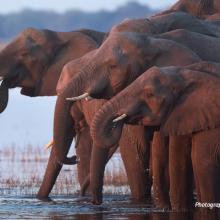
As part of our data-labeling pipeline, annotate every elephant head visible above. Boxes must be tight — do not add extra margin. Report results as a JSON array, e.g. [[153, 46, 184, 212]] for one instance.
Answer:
[[91, 61, 220, 147], [0, 28, 102, 113], [158, 0, 216, 18]]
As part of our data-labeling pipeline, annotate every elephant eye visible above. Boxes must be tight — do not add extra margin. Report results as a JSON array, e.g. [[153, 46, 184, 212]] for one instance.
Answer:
[[144, 86, 155, 99], [146, 92, 154, 98], [109, 64, 117, 70], [20, 50, 28, 57], [111, 123, 117, 131]]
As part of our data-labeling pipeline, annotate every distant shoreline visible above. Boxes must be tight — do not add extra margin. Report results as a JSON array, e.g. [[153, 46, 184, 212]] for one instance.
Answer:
[[0, 2, 156, 41]]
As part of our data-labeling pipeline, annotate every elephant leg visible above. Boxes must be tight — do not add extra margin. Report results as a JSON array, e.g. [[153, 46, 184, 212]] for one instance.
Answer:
[[75, 127, 92, 190], [36, 147, 62, 201], [90, 144, 118, 204], [192, 128, 220, 203], [169, 135, 193, 211], [152, 131, 170, 209], [119, 125, 152, 203]]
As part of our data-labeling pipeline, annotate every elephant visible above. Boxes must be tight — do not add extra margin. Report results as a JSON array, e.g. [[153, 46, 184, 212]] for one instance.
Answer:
[[45, 50, 152, 203], [0, 27, 105, 112], [155, 0, 218, 18], [90, 61, 220, 208], [0, 27, 109, 199]]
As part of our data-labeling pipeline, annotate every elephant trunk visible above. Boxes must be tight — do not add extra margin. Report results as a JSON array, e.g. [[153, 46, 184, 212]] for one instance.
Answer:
[[91, 97, 126, 149], [36, 147, 62, 201], [90, 144, 119, 204], [0, 61, 27, 113], [80, 144, 118, 197], [0, 81, 9, 113], [53, 65, 94, 165], [0, 50, 11, 113], [0, 69, 18, 113]]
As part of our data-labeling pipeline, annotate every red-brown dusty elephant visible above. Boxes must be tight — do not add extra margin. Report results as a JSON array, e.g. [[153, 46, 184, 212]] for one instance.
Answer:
[[0, 27, 106, 198], [91, 62, 220, 210], [0, 28, 104, 109]]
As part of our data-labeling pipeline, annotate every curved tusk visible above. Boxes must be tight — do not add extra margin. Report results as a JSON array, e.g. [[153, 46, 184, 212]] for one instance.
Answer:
[[0, 76, 4, 81], [45, 140, 54, 150], [113, 114, 127, 123], [85, 96, 93, 101], [66, 93, 89, 101]]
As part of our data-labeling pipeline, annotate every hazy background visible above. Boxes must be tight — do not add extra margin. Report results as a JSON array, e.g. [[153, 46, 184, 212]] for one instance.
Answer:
[[0, 0, 176, 147], [0, 0, 175, 14]]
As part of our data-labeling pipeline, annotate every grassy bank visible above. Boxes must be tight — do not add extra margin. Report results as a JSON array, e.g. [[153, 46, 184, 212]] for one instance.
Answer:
[[0, 145, 129, 196]]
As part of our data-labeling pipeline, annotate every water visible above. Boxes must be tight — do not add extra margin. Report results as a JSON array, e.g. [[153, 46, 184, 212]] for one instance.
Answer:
[[0, 195, 218, 219], [0, 195, 150, 219], [0, 147, 219, 219]]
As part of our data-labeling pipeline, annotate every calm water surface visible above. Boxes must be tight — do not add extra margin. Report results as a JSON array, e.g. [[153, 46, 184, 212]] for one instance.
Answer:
[[0, 195, 218, 219]]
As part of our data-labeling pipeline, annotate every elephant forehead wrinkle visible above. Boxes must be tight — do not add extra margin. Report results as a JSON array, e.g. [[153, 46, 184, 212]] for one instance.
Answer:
[[112, 47, 124, 58], [198, 0, 214, 13]]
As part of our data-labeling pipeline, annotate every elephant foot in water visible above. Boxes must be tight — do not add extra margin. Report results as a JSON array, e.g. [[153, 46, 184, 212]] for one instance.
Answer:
[[36, 194, 53, 202]]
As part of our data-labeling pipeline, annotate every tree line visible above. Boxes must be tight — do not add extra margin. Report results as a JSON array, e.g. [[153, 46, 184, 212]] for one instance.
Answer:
[[0, 2, 155, 41]]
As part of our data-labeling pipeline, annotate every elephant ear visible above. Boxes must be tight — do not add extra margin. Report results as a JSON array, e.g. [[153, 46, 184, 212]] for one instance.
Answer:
[[0, 82, 9, 113], [161, 78, 220, 136]]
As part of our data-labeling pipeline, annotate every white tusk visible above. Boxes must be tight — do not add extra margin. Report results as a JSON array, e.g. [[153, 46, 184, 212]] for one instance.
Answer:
[[0, 76, 4, 81], [113, 114, 127, 123], [45, 140, 54, 150], [66, 93, 89, 101], [85, 96, 93, 101]]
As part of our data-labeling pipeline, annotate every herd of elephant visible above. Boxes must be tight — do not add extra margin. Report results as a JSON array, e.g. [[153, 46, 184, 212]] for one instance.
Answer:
[[1, 0, 220, 212]]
